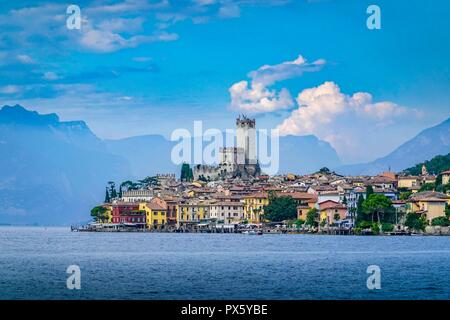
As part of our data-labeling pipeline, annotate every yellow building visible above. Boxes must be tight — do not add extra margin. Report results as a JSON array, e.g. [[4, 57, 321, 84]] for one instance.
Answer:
[[398, 176, 420, 189], [139, 202, 167, 229], [407, 192, 449, 223], [244, 192, 269, 223], [101, 204, 113, 223], [442, 170, 450, 185], [177, 201, 211, 226]]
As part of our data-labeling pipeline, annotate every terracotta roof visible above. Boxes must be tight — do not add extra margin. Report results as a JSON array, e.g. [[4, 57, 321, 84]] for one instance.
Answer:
[[409, 191, 450, 201], [244, 192, 268, 199], [282, 192, 317, 202], [318, 200, 346, 210], [143, 202, 166, 210]]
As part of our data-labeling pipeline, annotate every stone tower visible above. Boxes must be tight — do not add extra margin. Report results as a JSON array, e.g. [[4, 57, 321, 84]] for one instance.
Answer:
[[236, 115, 256, 165]]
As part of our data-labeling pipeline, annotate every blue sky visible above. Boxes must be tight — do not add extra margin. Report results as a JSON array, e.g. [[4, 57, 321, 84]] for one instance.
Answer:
[[0, 0, 449, 163]]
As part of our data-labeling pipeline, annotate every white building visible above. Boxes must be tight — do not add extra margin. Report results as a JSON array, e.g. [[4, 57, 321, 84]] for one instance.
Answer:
[[210, 201, 245, 224], [122, 189, 153, 202]]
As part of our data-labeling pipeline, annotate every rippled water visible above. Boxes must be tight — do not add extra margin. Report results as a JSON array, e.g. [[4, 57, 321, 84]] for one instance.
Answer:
[[0, 226, 449, 299]]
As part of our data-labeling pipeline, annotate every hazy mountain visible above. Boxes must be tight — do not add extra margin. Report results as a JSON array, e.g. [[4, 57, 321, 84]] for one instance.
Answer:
[[0, 105, 131, 225], [0, 105, 341, 224], [105, 133, 341, 177], [105, 135, 179, 177], [278, 135, 341, 174], [336, 118, 450, 175]]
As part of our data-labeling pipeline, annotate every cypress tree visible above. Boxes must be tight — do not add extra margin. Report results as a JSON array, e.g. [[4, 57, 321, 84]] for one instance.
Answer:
[[104, 187, 111, 203], [366, 185, 374, 198]]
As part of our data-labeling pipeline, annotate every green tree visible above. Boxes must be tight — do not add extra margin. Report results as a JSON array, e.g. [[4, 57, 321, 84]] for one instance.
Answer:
[[293, 219, 305, 227], [263, 196, 297, 222], [306, 208, 319, 227], [399, 191, 412, 200], [362, 194, 394, 223], [405, 212, 427, 231], [139, 176, 159, 188], [181, 163, 193, 182], [366, 185, 374, 198], [381, 222, 394, 232], [318, 167, 330, 174], [404, 153, 450, 175], [108, 181, 117, 199], [104, 187, 110, 203], [419, 183, 435, 192], [356, 195, 365, 222], [91, 206, 108, 222], [431, 216, 450, 227], [342, 195, 347, 205]]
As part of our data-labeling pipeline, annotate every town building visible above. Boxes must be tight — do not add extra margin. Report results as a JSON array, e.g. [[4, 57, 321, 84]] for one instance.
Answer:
[[210, 201, 245, 224], [407, 191, 450, 223], [442, 170, 450, 185], [318, 200, 347, 225], [243, 192, 269, 223], [122, 189, 153, 202], [139, 202, 167, 229]]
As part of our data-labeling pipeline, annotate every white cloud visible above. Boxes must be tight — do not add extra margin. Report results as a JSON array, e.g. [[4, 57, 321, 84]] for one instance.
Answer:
[[0, 85, 21, 94], [16, 54, 35, 64], [86, 0, 169, 14], [229, 54, 325, 113], [249, 55, 325, 86], [133, 56, 152, 62], [97, 17, 145, 33], [219, 4, 240, 18], [276, 81, 421, 162], [43, 72, 60, 81], [79, 20, 178, 53], [230, 80, 294, 113]]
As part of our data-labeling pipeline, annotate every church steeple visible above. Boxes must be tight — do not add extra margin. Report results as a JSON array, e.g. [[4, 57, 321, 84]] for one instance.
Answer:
[[421, 164, 428, 176]]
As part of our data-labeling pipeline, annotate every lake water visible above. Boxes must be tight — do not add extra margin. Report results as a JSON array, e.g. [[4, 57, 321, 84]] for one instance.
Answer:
[[0, 227, 449, 300]]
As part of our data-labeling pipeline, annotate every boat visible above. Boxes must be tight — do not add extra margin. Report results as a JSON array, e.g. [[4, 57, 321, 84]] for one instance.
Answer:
[[242, 230, 263, 235]]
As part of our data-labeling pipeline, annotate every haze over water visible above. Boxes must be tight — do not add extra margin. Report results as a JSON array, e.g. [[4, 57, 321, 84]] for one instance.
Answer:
[[0, 227, 449, 299]]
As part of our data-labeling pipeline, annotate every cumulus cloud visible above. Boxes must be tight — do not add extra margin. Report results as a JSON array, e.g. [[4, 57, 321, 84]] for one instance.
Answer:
[[276, 81, 421, 162], [43, 72, 60, 81], [229, 55, 325, 113], [249, 55, 325, 87], [230, 81, 294, 113], [16, 54, 35, 64]]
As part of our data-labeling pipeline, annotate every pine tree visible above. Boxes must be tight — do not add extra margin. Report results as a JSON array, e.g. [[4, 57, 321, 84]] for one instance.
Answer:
[[356, 194, 365, 222], [108, 181, 117, 199], [342, 195, 348, 205], [366, 185, 374, 198], [181, 163, 193, 182], [104, 187, 111, 203]]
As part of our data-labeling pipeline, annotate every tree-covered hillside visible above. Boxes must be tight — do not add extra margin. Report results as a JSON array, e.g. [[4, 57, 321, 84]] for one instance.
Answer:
[[404, 153, 450, 175]]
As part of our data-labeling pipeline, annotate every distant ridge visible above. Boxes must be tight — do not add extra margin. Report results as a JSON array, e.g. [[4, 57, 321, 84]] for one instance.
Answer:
[[336, 118, 450, 175], [0, 105, 342, 224]]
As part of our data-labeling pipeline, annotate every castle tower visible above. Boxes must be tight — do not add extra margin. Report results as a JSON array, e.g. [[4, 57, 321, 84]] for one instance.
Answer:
[[236, 115, 256, 165]]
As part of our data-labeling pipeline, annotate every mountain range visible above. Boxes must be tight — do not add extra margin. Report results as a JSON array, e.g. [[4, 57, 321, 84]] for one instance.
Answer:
[[335, 118, 450, 175], [0, 105, 341, 224], [1, 104, 449, 224]]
